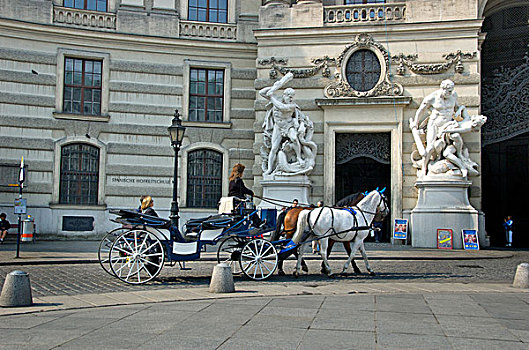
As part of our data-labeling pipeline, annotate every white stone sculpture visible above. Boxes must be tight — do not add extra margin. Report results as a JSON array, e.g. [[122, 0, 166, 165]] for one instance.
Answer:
[[409, 79, 487, 178], [260, 72, 317, 176]]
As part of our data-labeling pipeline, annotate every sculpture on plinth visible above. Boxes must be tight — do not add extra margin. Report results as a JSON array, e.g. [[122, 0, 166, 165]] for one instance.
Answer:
[[260, 72, 317, 176], [409, 79, 487, 178]]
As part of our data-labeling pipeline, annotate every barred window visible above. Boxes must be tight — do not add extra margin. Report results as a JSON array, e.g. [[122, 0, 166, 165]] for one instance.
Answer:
[[60, 143, 99, 205], [64, 0, 107, 12], [188, 0, 227, 23], [186, 149, 222, 208], [189, 68, 224, 122], [345, 49, 381, 92], [63, 58, 102, 115]]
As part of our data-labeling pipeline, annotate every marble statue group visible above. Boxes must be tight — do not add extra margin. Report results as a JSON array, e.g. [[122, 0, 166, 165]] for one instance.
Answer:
[[260, 72, 317, 176], [410, 79, 487, 178]]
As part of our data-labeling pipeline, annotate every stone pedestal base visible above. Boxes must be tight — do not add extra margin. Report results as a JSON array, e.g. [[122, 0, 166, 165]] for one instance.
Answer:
[[260, 174, 312, 209], [410, 177, 479, 249]]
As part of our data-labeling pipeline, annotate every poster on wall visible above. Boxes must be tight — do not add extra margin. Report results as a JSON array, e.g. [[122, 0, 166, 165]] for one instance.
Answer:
[[393, 219, 408, 240], [437, 228, 453, 249], [462, 229, 479, 250]]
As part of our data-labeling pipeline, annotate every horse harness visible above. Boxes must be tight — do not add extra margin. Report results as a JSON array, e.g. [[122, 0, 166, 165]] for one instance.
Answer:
[[304, 194, 387, 243]]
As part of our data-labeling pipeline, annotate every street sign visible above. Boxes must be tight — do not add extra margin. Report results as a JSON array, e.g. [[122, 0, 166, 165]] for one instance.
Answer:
[[14, 198, 27, 214]]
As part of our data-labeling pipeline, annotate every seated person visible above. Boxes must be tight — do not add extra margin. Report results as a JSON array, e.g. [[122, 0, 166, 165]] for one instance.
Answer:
[[228, 163, 265, 228], [0, 213, 10, 244], [141, 196, 158, 217]]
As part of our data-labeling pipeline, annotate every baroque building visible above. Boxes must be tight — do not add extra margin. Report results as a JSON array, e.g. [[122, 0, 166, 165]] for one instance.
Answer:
[[0, 0, 527, 247]]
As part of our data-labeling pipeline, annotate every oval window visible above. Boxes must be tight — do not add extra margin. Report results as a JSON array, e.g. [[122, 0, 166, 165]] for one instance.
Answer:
[[345, 49, 381, 92]]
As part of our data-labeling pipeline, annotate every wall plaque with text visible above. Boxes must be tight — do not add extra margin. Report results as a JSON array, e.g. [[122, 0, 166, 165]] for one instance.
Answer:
[[62, 216, 94, 231]]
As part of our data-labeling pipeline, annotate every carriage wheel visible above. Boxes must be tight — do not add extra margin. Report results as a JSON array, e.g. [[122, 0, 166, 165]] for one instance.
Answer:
[[98, 227, 129, 276], [217, 236, 246, 275], [109, 229, 165, 284], [239, 238, 278, 281]]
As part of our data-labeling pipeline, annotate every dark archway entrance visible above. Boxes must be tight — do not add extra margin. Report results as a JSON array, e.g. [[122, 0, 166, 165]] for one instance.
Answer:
[[481, 4, 529, 247], [335, 133, 391, 241]]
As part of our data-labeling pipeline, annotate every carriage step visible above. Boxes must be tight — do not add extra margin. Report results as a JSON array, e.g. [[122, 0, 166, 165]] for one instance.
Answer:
[[178, 262, 192, 270]]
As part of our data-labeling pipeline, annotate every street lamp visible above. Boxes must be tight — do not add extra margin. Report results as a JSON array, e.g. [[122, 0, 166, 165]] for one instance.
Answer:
[[168, 109, 186, 228]]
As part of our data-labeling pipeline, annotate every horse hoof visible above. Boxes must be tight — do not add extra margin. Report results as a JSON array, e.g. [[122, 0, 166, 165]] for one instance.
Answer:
[[293, 271, 299, 278], [278, 270, 286, 276], [327, 273, 336, 279], [368, 271, 376, 276], [302, 265, 309, 273], [353, 269, 361, 274]]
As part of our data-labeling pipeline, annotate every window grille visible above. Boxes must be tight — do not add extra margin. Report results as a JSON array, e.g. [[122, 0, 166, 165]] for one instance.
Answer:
[[186, 149, 222, 208], [64, 0, 107, 12], [189, 68, 224, 122], [60, 143, 99, 205], [188, 0, 228, 23], [63, 57, 102, 115], [345, 49, 381, 92]]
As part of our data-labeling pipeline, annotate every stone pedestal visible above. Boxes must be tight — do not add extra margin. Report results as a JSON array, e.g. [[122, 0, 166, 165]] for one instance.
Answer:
[[410, 177, 479, 249], [260, 174, 312, 209]]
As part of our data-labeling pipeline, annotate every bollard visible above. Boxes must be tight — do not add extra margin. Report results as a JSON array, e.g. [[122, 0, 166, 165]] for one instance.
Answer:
[[513, 263, 529, 289], [0, 270, 33, 307], [209, 263, 235, 293]]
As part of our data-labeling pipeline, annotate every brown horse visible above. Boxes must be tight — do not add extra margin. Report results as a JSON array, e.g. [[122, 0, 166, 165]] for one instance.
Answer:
[[271, 192, 365, 275]]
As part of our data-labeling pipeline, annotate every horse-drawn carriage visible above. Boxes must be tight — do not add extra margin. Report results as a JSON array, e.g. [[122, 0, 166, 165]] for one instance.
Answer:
[[98, 189, 389, 284], [98, 197, 286, 284]]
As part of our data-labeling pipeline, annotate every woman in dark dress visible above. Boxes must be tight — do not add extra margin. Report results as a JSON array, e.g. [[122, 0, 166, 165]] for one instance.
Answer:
[[141, 196, 158, 217], [228, 163, 264, 227]]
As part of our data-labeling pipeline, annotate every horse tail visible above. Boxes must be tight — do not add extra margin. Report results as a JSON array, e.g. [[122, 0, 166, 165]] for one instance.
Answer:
[[292, 209, 311, 244]]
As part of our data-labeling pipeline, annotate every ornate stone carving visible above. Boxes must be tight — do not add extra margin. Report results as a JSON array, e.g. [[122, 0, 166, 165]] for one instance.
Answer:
[[410, 80, 487, 179], [324, 33, 403, 98], [258, 56, 335, 79], [259, 72, 317, 176], [391, 51, 476, 75], [336, 133, 390, 165], [481, 54, 529, 146]]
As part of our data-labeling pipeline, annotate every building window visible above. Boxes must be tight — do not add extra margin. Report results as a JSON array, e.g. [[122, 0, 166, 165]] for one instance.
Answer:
[[60, 143, 99, 205], [345, 0, 385, 4], [189, 68, 224, 122], [345, 49, 381, 92], [64, 0, 107, 12], [186, 149, 222, 208], [188, 0, 227, 23], [63, 58, 102, 115]]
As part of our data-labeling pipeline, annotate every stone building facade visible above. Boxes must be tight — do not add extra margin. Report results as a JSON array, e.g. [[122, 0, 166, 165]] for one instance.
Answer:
[[0, 0, 527, 246]]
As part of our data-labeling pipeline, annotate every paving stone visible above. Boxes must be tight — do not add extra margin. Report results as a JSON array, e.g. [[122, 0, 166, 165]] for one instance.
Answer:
[[448, 337, 528, 350]]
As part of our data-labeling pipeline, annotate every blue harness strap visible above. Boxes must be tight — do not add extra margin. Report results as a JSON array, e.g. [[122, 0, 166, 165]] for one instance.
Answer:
[[341, 207, 357, 215]]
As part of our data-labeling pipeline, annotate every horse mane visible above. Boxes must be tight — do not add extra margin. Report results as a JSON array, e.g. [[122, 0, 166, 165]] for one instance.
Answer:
[[335, 191, 365, 207]]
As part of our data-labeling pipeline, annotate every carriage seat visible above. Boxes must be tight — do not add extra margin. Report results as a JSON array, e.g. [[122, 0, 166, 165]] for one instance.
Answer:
[[110, 209, 171, 229], [218, 197, 235, 214], [184, 214, 237, 234]]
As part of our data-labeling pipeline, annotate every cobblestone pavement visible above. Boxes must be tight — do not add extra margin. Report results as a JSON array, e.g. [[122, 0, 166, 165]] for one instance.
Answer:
[[1, 250, 527, 298]]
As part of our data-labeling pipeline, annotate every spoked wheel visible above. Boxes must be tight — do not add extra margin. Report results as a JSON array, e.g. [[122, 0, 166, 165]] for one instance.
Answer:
[[217, 236, 246, 275], [98, 227, 130, 276], [109, 229, 165, 284], [239, 238, 278, 281]]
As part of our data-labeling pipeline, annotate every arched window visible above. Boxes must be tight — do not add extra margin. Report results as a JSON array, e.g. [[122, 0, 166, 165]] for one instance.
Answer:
[[59, 143, 99, 205], [186, 149, 222, 208], [345, 49, 381, 92]]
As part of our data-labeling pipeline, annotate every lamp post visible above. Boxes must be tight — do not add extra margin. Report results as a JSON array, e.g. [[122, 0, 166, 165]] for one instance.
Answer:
[[168, 109, 186, 228]]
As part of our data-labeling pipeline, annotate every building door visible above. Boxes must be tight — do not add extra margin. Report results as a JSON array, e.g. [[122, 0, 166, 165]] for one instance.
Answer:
[[335, 133, 391, 241], [481, 4, 529, 247]]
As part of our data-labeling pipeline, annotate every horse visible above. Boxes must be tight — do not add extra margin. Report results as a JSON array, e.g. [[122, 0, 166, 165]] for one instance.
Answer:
[[291, 189, 389, 277], [270, 192, 366, 275]]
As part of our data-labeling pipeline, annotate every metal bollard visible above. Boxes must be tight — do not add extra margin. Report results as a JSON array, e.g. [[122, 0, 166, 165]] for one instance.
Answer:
[[209, 263, 235, 293], [513, 263, 529, 289], [0, 270, 33, 307]]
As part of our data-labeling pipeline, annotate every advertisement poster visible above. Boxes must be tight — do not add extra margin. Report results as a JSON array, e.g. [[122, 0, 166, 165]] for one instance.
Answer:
[[437, 228, 453, 249], [462, 229, 479, 250], [393, 219, 408, 240]]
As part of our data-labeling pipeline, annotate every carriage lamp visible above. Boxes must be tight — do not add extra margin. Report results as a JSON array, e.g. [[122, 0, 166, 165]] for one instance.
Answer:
[[168, 109, 186, 228]]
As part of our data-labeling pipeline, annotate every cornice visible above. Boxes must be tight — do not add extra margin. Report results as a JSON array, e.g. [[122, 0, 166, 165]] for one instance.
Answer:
[[0, 18, 257, 55]]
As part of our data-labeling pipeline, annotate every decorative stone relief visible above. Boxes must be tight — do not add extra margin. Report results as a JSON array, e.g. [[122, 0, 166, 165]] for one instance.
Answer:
[[481, 53, 529, 146], [324, 33, 403, 98], [336, 133, 390, 165], [179, 20, 237, 41], [53, 6, 116, 30], [324, 2, 406, 25], [258, 56, 335, 79], [391, 51, 476, 75]]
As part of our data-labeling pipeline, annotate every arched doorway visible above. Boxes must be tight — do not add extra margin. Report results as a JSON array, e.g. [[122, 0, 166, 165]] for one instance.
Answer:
[[335, 133, 391, 241], [481, 4, 529, 247]]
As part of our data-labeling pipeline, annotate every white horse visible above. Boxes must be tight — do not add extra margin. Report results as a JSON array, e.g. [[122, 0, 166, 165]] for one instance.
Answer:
[[291, 190, 389, 277]]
